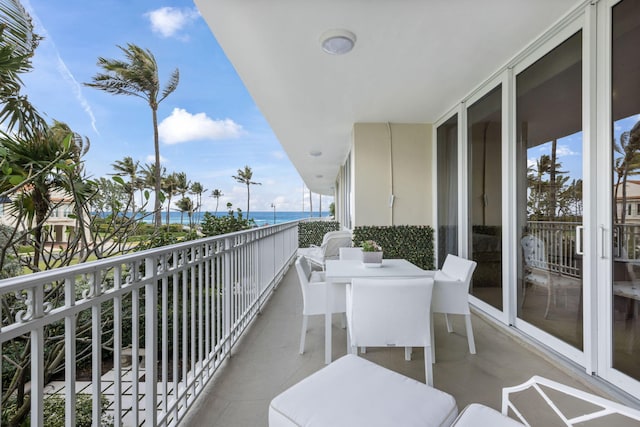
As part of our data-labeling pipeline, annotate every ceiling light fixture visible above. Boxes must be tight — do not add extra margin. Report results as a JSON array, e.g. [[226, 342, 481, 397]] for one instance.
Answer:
[[316, 174, 324, 179], [320, 29, 356, 55], [309, 150, 322, 157]]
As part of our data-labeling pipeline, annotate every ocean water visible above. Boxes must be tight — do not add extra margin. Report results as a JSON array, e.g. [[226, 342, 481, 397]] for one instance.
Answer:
[[149, 211, 330, 226]]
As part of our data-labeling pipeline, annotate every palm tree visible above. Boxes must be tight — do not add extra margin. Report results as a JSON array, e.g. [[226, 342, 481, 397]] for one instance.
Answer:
[[0, 0, 46, 139], [211, 188, 223, 215], [141, 162, 166, 222], [190, 181, 206, 223], [173, 171, 190, 225], [614, 120, 640, 224], [2, 121, 90, 268], [84, 43, 179, 229], [162, 172, 179, 227], [232, 165, 261, 216], [176, 196, 195, 229], [111, 156, 141, 215]]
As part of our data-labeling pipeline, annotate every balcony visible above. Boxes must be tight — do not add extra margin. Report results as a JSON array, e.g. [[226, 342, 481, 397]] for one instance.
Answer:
[[0, 221, 626, 426]]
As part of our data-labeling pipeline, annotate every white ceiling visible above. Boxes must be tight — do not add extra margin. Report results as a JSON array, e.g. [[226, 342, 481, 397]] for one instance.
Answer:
[[195, 0, 581, 195]]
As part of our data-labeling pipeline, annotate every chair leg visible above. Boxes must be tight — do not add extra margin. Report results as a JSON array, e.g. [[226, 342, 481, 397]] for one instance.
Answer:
[[464, 314, 476, 354], [430, 317, 435, 363], [404, 346, 412, 361], [445, 313, 453, 333], [424, 345, 433, 386], [299, 315, 308, 354]]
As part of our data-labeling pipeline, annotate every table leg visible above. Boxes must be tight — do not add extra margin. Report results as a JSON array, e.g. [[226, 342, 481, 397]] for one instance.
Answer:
[[325, 280, 332, 364]]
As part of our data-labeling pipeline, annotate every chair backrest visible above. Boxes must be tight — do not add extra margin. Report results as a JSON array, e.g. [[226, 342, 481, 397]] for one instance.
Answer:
[[502, 375, 640, 425], [295, 256, 313, 301], [321, 230, 351, 245], [440, 254, 477, 285], [322, 232, 352, 259], [347, 277, 434, 347], [339, 247, 363, 261], [521, 234, 547, 269]]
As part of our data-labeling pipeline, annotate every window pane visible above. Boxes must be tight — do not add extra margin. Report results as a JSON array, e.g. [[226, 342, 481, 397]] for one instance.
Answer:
[[468, 86, 502, 310], [437, 115, 458, 269], [517, 31, 583, 350], [611, 0, 640, 380]]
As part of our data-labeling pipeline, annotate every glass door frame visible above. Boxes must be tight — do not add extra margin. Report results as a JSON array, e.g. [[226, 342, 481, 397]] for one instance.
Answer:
[[595, 0, 640, 397], [464, 72, 512, 325], [510, 13, 593, 370]]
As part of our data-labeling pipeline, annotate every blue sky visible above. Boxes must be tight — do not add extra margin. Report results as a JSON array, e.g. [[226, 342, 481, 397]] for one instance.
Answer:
[[20, 0, 329, 214]]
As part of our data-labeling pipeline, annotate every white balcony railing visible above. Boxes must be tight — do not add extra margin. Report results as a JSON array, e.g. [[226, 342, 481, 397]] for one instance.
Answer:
[[0, 221, 299, 426], [526, 221, 581, 278]]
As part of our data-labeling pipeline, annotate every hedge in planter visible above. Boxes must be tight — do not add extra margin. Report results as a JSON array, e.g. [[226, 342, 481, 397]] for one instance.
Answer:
[[352, 225, 434, 270], [298, 221, 341, 248]]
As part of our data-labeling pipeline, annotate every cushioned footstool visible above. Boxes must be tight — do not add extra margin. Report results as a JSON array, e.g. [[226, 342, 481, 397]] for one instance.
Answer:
[[269, 354, 458, 427], [451, 404, 524, 426]]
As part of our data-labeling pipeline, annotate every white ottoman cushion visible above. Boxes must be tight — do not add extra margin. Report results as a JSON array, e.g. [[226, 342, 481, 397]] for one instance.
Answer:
[[452, 403, 524, 426], [269, 354, 458, 427]]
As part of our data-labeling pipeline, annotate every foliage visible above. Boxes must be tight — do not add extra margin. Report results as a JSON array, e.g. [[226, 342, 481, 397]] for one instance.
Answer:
[[0, 0, 46, 139], [352, 225, 434, 270], [297, 221, 340, 247], [85, 43, 179, 228], [200, 204, 255, 237], [0, 225, 20, 278], [329, 202, 335, 217], [232, 165, 260, 216], [361, 240, 382, 252], [1, 393, 112, 427]]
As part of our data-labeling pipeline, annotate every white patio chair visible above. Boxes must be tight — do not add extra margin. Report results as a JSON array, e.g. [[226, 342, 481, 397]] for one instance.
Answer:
[[432, 254, 478, 357], [295, 256, 346, 354], [297, 230, 352, 269], [521, 234, 581, 319], [346, 277, 435, 385], [339, 246, 363, 261], [501, 375, 640, 426]]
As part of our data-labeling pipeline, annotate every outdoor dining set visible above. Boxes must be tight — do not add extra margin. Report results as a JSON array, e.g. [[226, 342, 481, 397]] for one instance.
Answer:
[[268, 230, 640, 426]]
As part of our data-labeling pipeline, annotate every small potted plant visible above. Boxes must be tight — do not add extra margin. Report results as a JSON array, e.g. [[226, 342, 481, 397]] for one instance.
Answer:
[[361, 240, 383, 266]]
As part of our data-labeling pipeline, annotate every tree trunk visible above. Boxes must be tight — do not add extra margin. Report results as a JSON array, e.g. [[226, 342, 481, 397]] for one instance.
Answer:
[[152, 107, 162, 228]]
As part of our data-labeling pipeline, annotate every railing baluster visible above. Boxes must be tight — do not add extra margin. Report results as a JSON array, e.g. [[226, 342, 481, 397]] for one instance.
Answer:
[[64, 277, 76, 427], [113, 267, 122, 427]]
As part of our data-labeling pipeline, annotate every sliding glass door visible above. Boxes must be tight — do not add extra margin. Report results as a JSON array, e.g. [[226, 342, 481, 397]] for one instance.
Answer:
[[437, 115, 458, 268], [516, 31, 584, 350], [610, 0, 640, 382], [468, 86, 503, 310]]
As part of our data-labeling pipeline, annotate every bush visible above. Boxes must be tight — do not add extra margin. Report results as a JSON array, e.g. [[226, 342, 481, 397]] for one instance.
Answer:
[[298, 221, 341, 247], [1, 393, 112, 426], [200, 206, 255, 237], [352, 225, 434, 270]]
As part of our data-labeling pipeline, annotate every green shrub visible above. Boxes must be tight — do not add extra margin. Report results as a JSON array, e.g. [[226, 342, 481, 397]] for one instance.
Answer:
[[200, 207, 255, 237], [352, 225, 434, 270], [298, 221, 341, 247], [1, 393, 112, 426]]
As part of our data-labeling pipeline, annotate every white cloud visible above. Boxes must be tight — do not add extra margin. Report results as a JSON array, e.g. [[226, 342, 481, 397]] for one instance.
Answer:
[[271, 150, 286, 160], [146, 154, 168, 164], [159, 108, 244, 144], [555, 145, 578, 157], [145, 7, 199, 39]]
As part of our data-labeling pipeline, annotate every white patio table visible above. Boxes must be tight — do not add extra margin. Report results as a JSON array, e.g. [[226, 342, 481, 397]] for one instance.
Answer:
[[323, 259, 433, 364]]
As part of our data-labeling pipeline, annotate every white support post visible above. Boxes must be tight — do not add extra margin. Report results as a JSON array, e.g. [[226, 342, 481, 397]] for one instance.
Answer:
[[144, 256, 158, 427]]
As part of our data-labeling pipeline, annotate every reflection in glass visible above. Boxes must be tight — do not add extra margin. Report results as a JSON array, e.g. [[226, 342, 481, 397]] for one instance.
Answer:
[[516, 31, 583, 350], [437, 115, 458, 269], [468, 86, 502, 310], [611, 0, 640, 380]]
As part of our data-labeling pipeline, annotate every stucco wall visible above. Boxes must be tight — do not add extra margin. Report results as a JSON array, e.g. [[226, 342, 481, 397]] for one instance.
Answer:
[[352, 123, 432, 227]]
